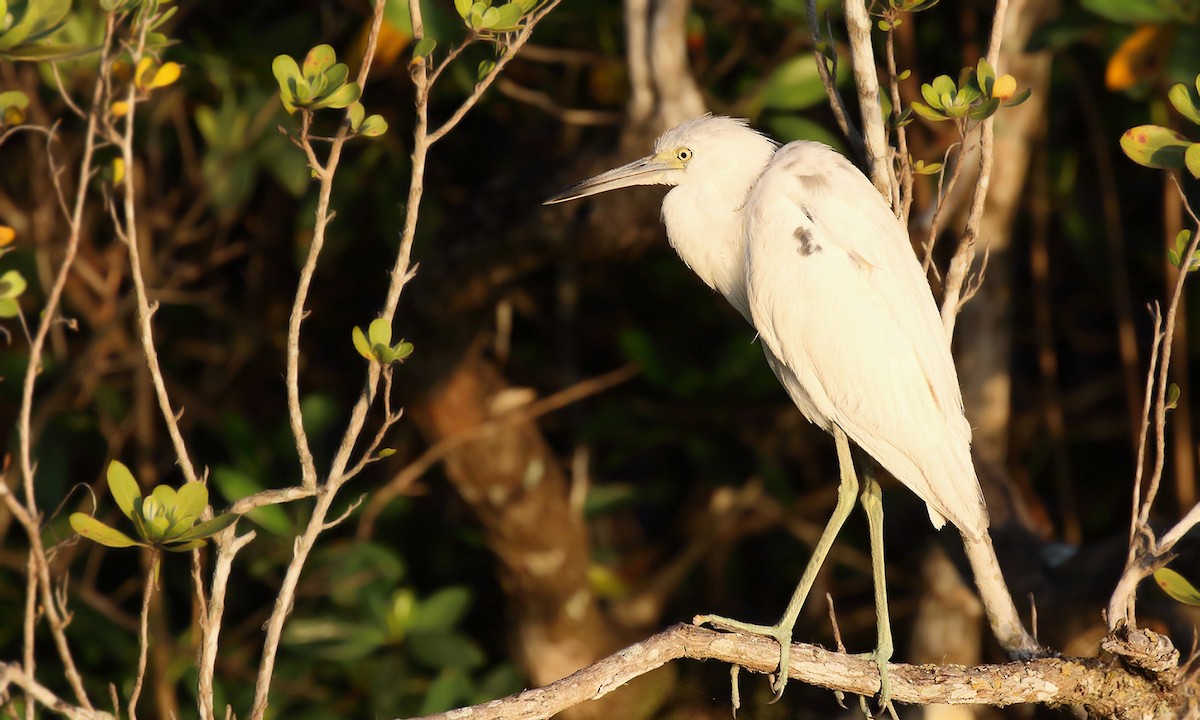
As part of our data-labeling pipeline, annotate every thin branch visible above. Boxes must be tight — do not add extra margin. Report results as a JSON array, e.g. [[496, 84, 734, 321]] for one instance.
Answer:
[[197, 529, 255, 720], [428, 2, 565, 145], [806, 0, 864, 162], [0, 663, 116, 720], [405, 624, 1171, 720], [127, 553, 158, 720], [116, 16, 200, 485], [939, 0, 1009, 338]]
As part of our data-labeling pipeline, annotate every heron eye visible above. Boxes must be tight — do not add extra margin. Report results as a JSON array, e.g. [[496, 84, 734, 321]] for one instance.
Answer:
[[676, 148, 693, 162]]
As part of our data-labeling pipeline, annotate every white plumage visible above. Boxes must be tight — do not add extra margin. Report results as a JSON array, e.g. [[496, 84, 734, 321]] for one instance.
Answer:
[[554, 115, 985, 538]]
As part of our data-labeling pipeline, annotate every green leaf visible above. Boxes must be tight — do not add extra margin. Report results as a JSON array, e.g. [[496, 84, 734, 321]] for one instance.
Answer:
[[171, 512, 238, 543], [407, 632, 486, 669], [1169, 248, 1182, 268], [455, 0, 472, 17], [477, 59, 496, 82], [1169, 82, 1200, 125], [1082, 0, 1195, 23], [966, 97, 1000, 121], [175, 482, 208, 522], [163, 539, 207, 552], [322, 62, 350, 92], [976, 57, 996, 97], [358, 114, 387, 138], [0, 269, 26, 298], [0, 90, 28, 110], [1155, 567, 1200, 605], [1166, 382, 1182, 410], [1002, 87, 1032, 108], [272, 54, 301, 114], [69, 513, 141, 548], [409, 586, 473, 633], [1121, 125, 1191, 169], [490, 2, 524, 29], [419, 668, 472, 715], [0, 298, 19, 318], [911, 101, 948, 121], [311, 81, 361, 110], [377, 448, 397, 458], [352, 325, 373, 360], [302, 44, 337, 78], [391, 341, 414, 361], [1187, 143, 1200, 179], [368, 318, 392, 348], [348, 101, 365, 130], [412, 37, 436, 61], [108, 460, 141, 520], [759, 56, 831, 112], [150, 484, 178, 514]]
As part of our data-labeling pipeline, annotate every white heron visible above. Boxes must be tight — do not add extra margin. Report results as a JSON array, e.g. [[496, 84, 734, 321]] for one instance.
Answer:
[[546, 115, 1040, 704]]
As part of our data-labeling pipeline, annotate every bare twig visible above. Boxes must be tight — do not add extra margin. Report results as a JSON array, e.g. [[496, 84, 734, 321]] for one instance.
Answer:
[[496, 78, 622, 126], [197, 529, 255, 720], [0, 663, 116, 720], [127, 553, 159, 720], [116, 15, 200, 486], [806, 0, 864, 162]]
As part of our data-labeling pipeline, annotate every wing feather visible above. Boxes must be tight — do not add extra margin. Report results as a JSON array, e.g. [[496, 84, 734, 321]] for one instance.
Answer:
[[744, 142, 986, 537]]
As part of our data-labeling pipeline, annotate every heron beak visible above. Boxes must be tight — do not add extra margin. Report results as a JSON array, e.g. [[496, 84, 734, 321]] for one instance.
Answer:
[[544, 154, 681, 205]]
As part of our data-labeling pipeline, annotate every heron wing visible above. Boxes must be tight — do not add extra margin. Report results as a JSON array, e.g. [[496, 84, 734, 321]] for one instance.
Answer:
[[743, 141, 986, 537]]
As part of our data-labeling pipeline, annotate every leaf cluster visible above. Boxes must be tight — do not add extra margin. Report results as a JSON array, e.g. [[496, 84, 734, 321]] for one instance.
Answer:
[[910, 58, 1030, 123], [1121, 74, 1200, 178], [69, 461, 237, 552]]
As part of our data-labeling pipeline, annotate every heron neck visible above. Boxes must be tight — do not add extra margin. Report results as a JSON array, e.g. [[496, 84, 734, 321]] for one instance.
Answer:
[[661, 181, 755, 323]]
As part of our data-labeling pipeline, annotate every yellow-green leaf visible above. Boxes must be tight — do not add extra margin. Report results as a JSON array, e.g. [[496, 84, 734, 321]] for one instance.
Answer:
[[69, 513, 141, 548], [108, 460, 141, 520], [352, 325, 373, 360], [1155, 567, 1200, 605], [176, 481, 208, 521]]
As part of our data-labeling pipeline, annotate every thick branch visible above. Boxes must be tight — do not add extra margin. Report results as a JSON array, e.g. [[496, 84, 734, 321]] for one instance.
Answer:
[[405, 625, 1175, 720]]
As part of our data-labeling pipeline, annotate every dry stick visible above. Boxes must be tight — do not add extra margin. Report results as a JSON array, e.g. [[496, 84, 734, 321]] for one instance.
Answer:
[[197, 529, 255, 720], [939, 0, 1009, 338], [807, 0, 863, 163], [402, 624, 1166, 720], [128, 553, 159, 720], [921, 141, 966, 275], [22, 555, 35, 720], [841, 0, 891, 197], [117, 18, 198, 486], [357, 364, 639, 538], [883, 24, 913, 224], [0, 663, 116, 720], [7, 15, 119, 716]]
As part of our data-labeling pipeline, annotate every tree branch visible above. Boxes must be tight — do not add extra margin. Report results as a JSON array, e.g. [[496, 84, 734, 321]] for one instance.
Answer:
[[403, 625, 1175, 720]]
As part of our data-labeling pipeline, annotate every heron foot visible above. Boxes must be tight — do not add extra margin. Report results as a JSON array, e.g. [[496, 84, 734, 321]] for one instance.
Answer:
[[853, 641, 894, 717], [693, 614, 795, 700]]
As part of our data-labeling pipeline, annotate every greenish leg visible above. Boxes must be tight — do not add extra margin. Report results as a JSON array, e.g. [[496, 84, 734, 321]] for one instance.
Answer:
[[695, 425, 860, 700], [858, 466, 894, 715]]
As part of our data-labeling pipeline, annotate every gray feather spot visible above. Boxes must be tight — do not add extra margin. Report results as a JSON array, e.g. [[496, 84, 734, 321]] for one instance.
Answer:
[[794, 226, 821, 256]]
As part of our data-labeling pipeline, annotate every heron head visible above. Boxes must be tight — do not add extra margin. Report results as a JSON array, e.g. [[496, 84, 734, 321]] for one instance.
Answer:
[[544, 115, 776, 205]]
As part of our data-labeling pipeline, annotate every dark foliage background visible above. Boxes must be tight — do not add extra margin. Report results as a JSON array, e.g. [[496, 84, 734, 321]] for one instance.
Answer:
[[3, 0, 1200, 717]]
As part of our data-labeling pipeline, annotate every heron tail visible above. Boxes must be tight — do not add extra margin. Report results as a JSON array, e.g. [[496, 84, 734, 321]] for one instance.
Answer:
[[960, 530, 1043, 658]]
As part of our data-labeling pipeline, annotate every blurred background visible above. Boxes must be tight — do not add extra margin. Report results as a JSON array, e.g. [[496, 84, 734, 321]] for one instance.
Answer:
[[2, 0, 1200, 717]]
